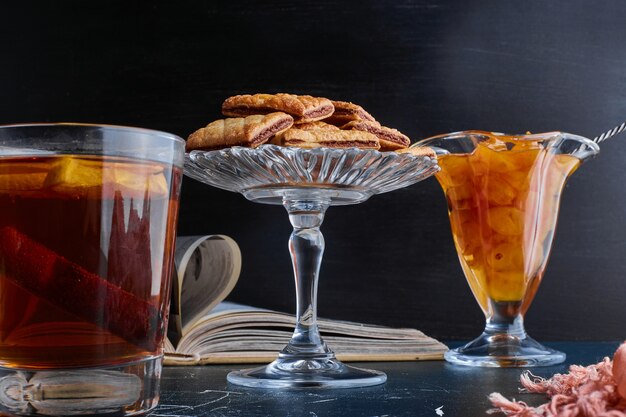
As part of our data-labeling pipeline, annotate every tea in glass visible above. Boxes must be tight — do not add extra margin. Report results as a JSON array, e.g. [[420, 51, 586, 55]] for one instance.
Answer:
[[0, 124, 183, 415]]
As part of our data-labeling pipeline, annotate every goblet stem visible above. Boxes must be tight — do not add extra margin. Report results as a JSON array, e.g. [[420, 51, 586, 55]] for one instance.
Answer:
[[281, 198, 333, 358], [484, 301, 527, 338]]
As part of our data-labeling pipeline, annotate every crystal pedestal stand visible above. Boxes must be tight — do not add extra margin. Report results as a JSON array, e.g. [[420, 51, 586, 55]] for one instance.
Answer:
[[227, 193, 386, 388], [184, 145, 439, 388]]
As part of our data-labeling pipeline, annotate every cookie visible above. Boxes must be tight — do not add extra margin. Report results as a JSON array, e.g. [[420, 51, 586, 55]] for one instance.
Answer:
[[342, 120, 410, 151], [222, 93, 334, 123], [294, 121, 340, 131], [186, 112, 293, 151], [324, 100, 377, 126], [395, 146, 437, 158], [271, 127, 380, 150]]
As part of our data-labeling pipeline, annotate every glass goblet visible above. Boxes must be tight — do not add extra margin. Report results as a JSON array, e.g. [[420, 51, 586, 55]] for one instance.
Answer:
[[184, 144, 438, 388], [415, 131, 599, 367]]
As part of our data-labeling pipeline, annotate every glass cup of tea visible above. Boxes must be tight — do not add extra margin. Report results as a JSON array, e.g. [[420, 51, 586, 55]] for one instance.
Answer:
[[415, 131, 599, 367], [0, 124, 184, 415]]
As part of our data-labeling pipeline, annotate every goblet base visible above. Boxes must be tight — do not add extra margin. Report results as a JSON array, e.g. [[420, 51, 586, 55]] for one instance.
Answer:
[[445, 332, 566, 367], [227, 356, 387, 389]]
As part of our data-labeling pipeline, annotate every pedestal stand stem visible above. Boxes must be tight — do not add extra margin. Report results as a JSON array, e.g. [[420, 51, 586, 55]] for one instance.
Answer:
[[281, 198, 332, 359]]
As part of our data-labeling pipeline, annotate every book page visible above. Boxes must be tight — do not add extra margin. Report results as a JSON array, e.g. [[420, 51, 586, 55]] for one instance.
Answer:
[[167, 318, 447, 364], [179, 301, 272, 340], [172, 236, 242, 337], [173, 302, 448, 362], [183, 302, 426, 342], [210, 301, 268, 315]]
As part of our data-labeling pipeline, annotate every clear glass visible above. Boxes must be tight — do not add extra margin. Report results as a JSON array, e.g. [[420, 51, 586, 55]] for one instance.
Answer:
[[185, 144, 439, 388], [0, 123, 184, 415], [415, 130, 599, 367]]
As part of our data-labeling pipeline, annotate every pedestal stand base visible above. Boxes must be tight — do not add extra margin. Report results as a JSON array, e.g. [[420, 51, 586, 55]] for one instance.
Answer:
[[227, 355, 387, 389]]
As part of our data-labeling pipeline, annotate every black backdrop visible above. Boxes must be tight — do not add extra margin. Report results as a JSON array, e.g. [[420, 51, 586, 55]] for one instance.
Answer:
[[1, 0, 625, 341]]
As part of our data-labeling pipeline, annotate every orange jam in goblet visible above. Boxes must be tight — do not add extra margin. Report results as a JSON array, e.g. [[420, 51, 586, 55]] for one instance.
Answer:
[[416, 131, 599, 367]]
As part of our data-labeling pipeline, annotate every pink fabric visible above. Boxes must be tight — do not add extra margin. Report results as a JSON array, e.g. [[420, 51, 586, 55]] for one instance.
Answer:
[[613, 344, 626, 399], [488, 342, 626, 417]]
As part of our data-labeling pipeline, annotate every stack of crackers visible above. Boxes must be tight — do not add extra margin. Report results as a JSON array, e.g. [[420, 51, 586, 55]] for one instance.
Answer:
[[186, 93, 433, 157]]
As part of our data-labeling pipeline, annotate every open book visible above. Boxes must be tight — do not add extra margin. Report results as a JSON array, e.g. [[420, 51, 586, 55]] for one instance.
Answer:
[[165, 236, 447, 365]]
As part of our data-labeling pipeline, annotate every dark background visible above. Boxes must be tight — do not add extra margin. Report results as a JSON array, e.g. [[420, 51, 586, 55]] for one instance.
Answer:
[[1, 0, 625, 341]]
